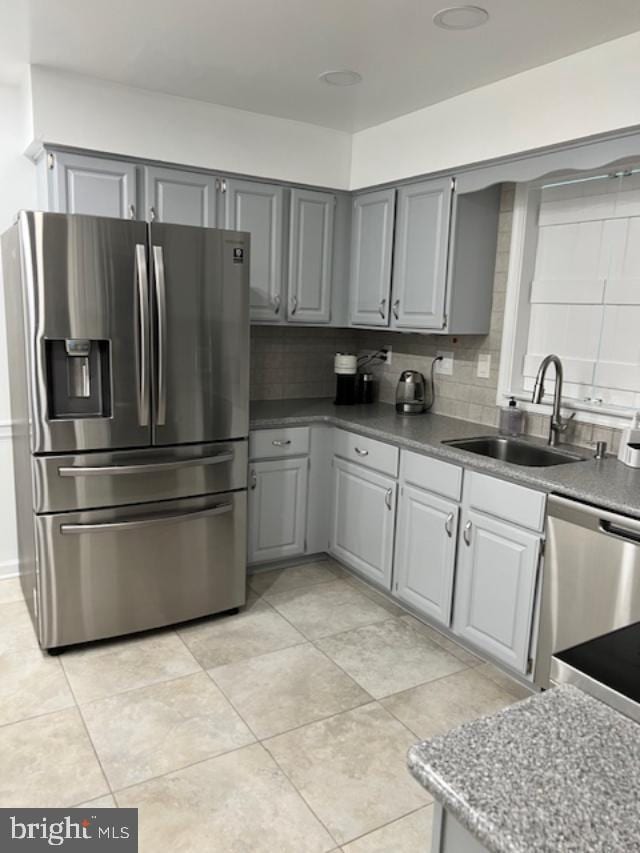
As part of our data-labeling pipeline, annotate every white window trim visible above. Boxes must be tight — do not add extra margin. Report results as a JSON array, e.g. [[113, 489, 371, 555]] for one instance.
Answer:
[[496, 181, 635, 430]]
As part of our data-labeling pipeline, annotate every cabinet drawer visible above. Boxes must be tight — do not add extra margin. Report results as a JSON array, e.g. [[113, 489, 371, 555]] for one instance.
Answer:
[[400, 450, 462, 501], [466, 471, 546, 532], [334, 429, 399, 477], [250, 427, 310, 460]]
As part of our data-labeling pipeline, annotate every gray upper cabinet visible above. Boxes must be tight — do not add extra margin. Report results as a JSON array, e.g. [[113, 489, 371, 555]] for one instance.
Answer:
[[453, 508, 541, 673], [288, 188, 335, 324], [224, 178, 284, 323], [48, 151, 137, 219], [349, 188, 396, 327], [144, 166, 217, 227], [391, 178, 452, 331]]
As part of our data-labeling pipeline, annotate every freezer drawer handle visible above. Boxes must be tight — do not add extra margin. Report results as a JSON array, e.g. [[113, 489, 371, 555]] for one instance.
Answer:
[[60, 501, 233, 535], [153, 244, 168, 427], [135, 244, 151, 427], [58, 451, 234, 477]]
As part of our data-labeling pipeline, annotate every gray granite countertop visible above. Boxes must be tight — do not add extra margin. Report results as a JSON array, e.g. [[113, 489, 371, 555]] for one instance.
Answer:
[[250, 398, 640, 517], [407, 685, 640, 853]]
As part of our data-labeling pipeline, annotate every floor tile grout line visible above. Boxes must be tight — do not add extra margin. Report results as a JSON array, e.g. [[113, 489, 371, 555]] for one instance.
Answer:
[[202, 666, 263, 744], [57, 657, 114, 800], [340, 802, 434, 850]]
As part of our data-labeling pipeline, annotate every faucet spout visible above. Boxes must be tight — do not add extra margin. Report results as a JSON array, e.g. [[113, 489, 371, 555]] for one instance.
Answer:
[[531, 354, 575, 446]]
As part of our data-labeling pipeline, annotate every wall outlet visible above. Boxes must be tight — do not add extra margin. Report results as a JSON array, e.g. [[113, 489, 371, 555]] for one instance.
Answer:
[[477, 353, 491, 379], [382, 346, 392, 366], [436, 351, 453, 375]]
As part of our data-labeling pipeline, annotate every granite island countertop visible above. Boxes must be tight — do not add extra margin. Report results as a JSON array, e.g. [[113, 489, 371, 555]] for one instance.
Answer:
[[250, 398, 640, 517], [407, 685, 640, 853]]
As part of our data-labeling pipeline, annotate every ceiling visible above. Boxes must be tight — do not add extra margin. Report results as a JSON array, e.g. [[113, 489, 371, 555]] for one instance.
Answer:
[[1, 0, 640, 132]]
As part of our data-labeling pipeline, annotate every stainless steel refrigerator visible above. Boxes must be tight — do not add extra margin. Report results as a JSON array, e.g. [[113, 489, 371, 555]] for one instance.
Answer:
[[1, 211, 250, 650]]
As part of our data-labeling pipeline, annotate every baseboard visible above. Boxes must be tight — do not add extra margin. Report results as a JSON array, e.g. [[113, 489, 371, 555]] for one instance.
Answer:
[[248, 553, 328, 574], [0, 559, 20, 579]]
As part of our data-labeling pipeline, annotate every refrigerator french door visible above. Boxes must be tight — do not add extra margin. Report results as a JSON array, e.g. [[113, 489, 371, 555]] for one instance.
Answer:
[[2, 211, 250, 649]]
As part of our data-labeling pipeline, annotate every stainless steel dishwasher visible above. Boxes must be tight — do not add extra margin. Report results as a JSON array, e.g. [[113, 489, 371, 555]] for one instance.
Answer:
[[534, 494, 640, 689]]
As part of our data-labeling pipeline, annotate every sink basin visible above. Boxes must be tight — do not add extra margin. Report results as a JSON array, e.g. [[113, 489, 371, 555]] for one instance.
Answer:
[[442, 436, 586, 467]]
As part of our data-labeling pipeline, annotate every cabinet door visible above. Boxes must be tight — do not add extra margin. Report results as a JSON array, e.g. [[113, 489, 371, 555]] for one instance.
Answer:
[[349, 189, 395, 327], [453, 509, 541, 672], [391, 178, 452, 330], [224, 179, 284, 322], [330, 457, 396, 588], [51, 151, 137, 219], [394, 484, 458, 627], [288, 188, 335, 324], [248, 458, 308, 564], [145, 166, 217, 227]]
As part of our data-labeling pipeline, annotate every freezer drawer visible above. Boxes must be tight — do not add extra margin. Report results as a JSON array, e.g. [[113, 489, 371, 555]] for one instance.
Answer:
[[33, 440, 248, 512], [35, 491, 247, 648]]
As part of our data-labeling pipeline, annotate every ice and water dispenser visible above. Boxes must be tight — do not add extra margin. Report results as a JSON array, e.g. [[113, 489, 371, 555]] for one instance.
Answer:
[[45, 338, 112, 419]]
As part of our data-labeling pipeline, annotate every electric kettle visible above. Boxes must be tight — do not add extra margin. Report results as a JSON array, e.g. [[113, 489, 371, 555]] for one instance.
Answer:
[[395, 370, 427, 414]]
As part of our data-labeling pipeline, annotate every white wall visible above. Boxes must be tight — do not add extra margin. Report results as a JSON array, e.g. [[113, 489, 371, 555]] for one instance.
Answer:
[[29, 67, 353, 190], [0, 79, 37, 577], [350, 30, 640, 189]]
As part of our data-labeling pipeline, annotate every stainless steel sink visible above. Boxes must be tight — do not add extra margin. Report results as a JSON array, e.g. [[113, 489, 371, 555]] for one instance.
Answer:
[[442, 436, 586, 467]]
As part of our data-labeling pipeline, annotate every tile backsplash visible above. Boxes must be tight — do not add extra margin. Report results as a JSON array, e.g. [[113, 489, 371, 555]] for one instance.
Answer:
[[249, 183, 621, 453]]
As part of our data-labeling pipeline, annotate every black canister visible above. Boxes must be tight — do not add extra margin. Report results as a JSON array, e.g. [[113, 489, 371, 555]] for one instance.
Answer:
[[334, 353, 357, 405], [356, 372, 375, 404]]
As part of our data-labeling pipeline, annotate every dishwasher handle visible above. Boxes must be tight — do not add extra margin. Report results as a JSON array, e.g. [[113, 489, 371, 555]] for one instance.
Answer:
[[599, 519, 640, 545]]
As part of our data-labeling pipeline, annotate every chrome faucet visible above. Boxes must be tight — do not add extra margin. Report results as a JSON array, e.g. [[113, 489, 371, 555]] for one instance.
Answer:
[[531, 354, 575, 446]]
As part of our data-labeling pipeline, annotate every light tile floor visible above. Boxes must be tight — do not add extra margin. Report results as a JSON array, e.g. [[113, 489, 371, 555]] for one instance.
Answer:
[[0, 559, 529, 851]]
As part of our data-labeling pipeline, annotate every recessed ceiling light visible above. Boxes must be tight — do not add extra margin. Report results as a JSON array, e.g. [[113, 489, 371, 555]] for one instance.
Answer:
[[319, 70, 363, 87], [433, 5, 489, 30]]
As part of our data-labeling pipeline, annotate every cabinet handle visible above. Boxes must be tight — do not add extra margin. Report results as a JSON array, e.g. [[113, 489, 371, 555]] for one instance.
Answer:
[[272, 439, 291, 447], [291, 295, 298, 316], [445, 512, 454, 538], [354, 447, 369, 457], [129, 204, 136, 219], [393, 299, 400, 320], [273, 294, 281, 315], [250, 470, 257, 490], [463, 520, 472, 546], [149, 206, 156, 221], [378, 298, 386, 319], [385, 488, 393, 510]]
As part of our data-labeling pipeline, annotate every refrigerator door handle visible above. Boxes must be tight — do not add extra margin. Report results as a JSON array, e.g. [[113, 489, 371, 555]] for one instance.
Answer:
[[60, 501, 233, 535], [57, 451, 234, 478], [135, 244, 150, 427], [152, 244, 168, 427]]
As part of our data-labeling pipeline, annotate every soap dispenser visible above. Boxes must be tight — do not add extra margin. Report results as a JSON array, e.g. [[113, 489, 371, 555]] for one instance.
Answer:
[[499, 397, 524, 436], [618, 411, 640, 468]]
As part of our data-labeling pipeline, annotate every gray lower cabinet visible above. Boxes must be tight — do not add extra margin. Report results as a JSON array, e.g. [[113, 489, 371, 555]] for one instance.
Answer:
[[394, 483, 458, 627], [224, 178, 285, 323], [144, 166, 217, 227], [47, 151, 137, 219], [248, 457, 308, 564], [287, 188, 335, 323], [330, 457, 396, 588], [431, 804, 487, 853], [453, 508, 542, 673], [390, 177, 452, 331], [349, 188, 396, 327]]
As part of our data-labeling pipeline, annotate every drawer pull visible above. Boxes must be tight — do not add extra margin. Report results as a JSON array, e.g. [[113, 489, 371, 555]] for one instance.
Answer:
[[385, 488, 393, 510], [445, 512, 454, 538], [463, 520, 473, 546], [272, 439, 292, 447], [354, 447, 369, 457], [60, 502, 233, 535], [58, 452, 233, 477]]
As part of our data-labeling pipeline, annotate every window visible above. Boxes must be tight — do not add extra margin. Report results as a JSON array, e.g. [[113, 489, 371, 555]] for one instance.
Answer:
[[499, 167, 640, 426]]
